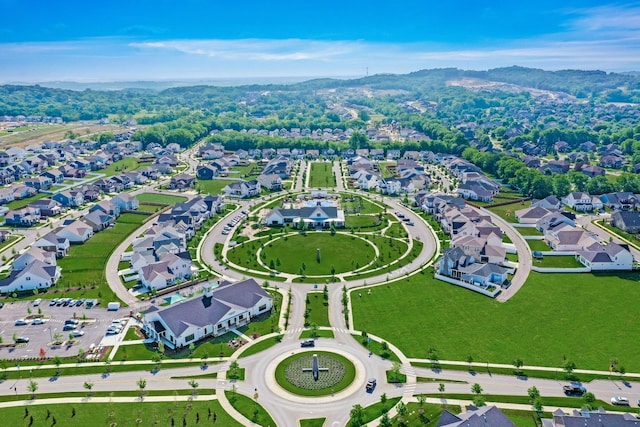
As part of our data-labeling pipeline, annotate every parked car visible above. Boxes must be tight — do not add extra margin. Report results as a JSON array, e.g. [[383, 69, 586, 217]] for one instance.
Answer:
[[14, 319, 28, 326], [406, 221, 414, 226], [49, 299, 58, 306], [563, 383, 586, 396], [366, 378, 377, 392], [64, 319, 79, 325], [33, 298, 42, 306], [32, 318, 46, 325], [62, 324, 77, 331], [15, 336, 29, 343], [300, 339, 315, 347], [0, 302, 4, 309], [72, 330, 84, 337], [106, 327, 120, 335], [611, 396, 630, 406]]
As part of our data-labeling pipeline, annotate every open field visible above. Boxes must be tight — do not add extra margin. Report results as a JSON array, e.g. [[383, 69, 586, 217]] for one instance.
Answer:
[[487, 201, 528, 222], [135, 193, 187, 205], [56, 213, 147, 302], [0, 400, 241, 426], [353, 271, 640, 370], [306, 291, 330, 327], [527, 239, 551, 251], [309, 162, 336, 188], [226, 391, 276, 427], [533, 255, 584, 268], [197, 178, 234, 195], [0, 123, 122, 147]]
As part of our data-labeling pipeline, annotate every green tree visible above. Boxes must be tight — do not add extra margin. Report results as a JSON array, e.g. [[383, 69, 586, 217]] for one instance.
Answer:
[[582, 392, 596, 409], [349, 404, 364, 426], [379, 413, 392, 427], [533, 397, 544, 415], [471, 383, 483, 395], [137, 378, 147, 397], [527, 386, 540, 402], [188, 379, 199, 396], [348, 132, 369, 150], [27, 379, 38, 398], [380, 392, 388, 412], [84, 381, 94, 397]]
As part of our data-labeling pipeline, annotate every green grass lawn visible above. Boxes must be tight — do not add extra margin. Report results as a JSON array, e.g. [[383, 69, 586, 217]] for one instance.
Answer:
[[299, 329, 335, 339], [306, 291, 330, 327], [135, 193, 187, 205], [533, 255, 584, 268], [516, 227, 543, 236], [137, 203, 164, 213], [309, 162, 336, 188], [300, 418, 326, 427], [0, 235, 19, 252], [0, 400, 241, 426], [97, 157, 143, 178], [353, 272, 640, 371], [391, 402, 461, 427], [274, 351, 356, 396], [55, 213, 148, 303], [597, 220, 640, 250], [197, 178, 235, 195], [226, 237, 274, 274], [527, 239, 551, 251], [240, 335, 283, 358], [341, 195, 384, 214], [6, 192, 49, 210], [225, 391, 275, 427], [487, 201, 529, 222], [344, 214, 382, 228], [265, 233, 376, 275], [348, 397, 402, 425]]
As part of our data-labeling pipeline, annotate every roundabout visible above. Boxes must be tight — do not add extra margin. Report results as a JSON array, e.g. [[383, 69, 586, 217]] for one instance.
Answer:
[[275, 350, 356, 396]]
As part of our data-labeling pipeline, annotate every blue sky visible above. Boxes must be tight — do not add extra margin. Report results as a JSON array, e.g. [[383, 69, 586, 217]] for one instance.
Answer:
[[0, 0, 639, 82]]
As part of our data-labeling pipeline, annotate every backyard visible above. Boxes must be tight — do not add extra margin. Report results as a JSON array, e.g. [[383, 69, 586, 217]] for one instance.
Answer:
[[197, 178, 235, 196], [353, 271, 640, 371]]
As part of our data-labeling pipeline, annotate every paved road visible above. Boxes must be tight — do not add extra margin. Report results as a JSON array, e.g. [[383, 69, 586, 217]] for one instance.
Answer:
[[473, 206, 532, 302], [577, 213, 640, 260]]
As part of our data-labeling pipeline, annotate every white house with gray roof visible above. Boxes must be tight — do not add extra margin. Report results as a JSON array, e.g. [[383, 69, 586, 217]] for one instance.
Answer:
[[142, 278, 272, 349], [264, 202, 345, 228]]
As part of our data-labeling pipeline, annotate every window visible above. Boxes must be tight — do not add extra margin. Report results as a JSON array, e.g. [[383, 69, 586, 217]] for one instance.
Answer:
[[185, 334, 195, 342], [258, 304, 267, 312]]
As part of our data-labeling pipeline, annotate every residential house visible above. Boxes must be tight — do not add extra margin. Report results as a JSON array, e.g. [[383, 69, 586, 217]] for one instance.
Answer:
[[576, 242, 633, 271], [0, 187, 15, 204], [580, 165, 605, 177], [437, 247, 508, 288], [439, 405, 515, 427], [13, 246, 56, 271], [545, 228, 598, 251], [562, 192, 593, 212], [262, 156, 292, 178], [600, 192, 637, 211], [542, 160, 570, 174], [257, 173, 283, 191], [611, 210, 640, 234], [56, 220, 94, 243], [82, 210, 115, 232], [532, 195, 561, 210], [515, 206, 553, 224], [196, 164, 219, 180], [599, 155, 623, 169], [34, 230, 69, 257], [5, 207, 40, 226], [139, 252, 193, 291], [29, 198, 64, 217], [40, 169, 64, 183], [169, 173, 196, 190], [52, 190, 84, 208], [142, 278, 273, 349], [0, 259, 61, 293], [542, 408, 640, 427], [24, 176, 53, 191], [112, 192, 140, 211], [90, 200, 120, 218], [223, 180, 260, 198]]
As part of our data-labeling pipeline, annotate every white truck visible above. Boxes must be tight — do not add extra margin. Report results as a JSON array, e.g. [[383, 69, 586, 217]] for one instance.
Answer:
[[107, 302, 120, 311]]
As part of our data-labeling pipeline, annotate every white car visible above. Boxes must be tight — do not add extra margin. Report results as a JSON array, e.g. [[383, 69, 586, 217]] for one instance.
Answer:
[[72, 330, 85, 337], [611, 396, 629, 406]]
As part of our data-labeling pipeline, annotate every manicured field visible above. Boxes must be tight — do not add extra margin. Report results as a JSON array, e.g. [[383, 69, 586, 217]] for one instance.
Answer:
[[274, 351, 356, 396], [353, 272, 640, 370], [240, 335, 283, 358], [5, 192, 48, 210], [266, 233, 376, 275], [306, 291, 330, 326], [533, 255, 584, 268], [299, 418, 326, 427], [55, 213, 147, 302], [225, 391, 275, 427], [527, 239, 551, 251], [341, 195, 384, 214], [487, 201, 529, 222], [344, 214, 382, 228], [515, 227, 543, 236], [135, 193, 187, 205], [137, 203, 164, 213], [0, 400, 241, 426], [391, 402, 461, 427], [309, 162, 336, 188], [197, 178, 236, 195]]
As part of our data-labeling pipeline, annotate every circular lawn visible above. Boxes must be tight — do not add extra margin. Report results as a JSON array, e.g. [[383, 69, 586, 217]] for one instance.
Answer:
[[263, 232, 376, 276], [275, 351, 356, 396]]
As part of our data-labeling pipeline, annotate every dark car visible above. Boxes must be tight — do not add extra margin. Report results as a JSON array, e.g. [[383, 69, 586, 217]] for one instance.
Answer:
[[563, 383, 586, 396], [300, 339, 315, 348], [15, 336, 29, 343], [62, 324, 77, 331], [366, 378, 377, 392], [0, 302, 4, 308]]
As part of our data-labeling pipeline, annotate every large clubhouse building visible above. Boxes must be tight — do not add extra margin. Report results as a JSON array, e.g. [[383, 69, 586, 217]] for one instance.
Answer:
[[143, 278, 273, 349], [263, 201, 345, 228]]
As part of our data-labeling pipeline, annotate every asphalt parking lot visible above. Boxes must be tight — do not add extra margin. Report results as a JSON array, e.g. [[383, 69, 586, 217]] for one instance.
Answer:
[[0, 300, 133, 360]]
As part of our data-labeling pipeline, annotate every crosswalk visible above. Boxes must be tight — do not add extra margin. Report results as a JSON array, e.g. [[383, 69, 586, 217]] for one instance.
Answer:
[[283, 327, 351, 336], [402, 363, 417, 397]]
